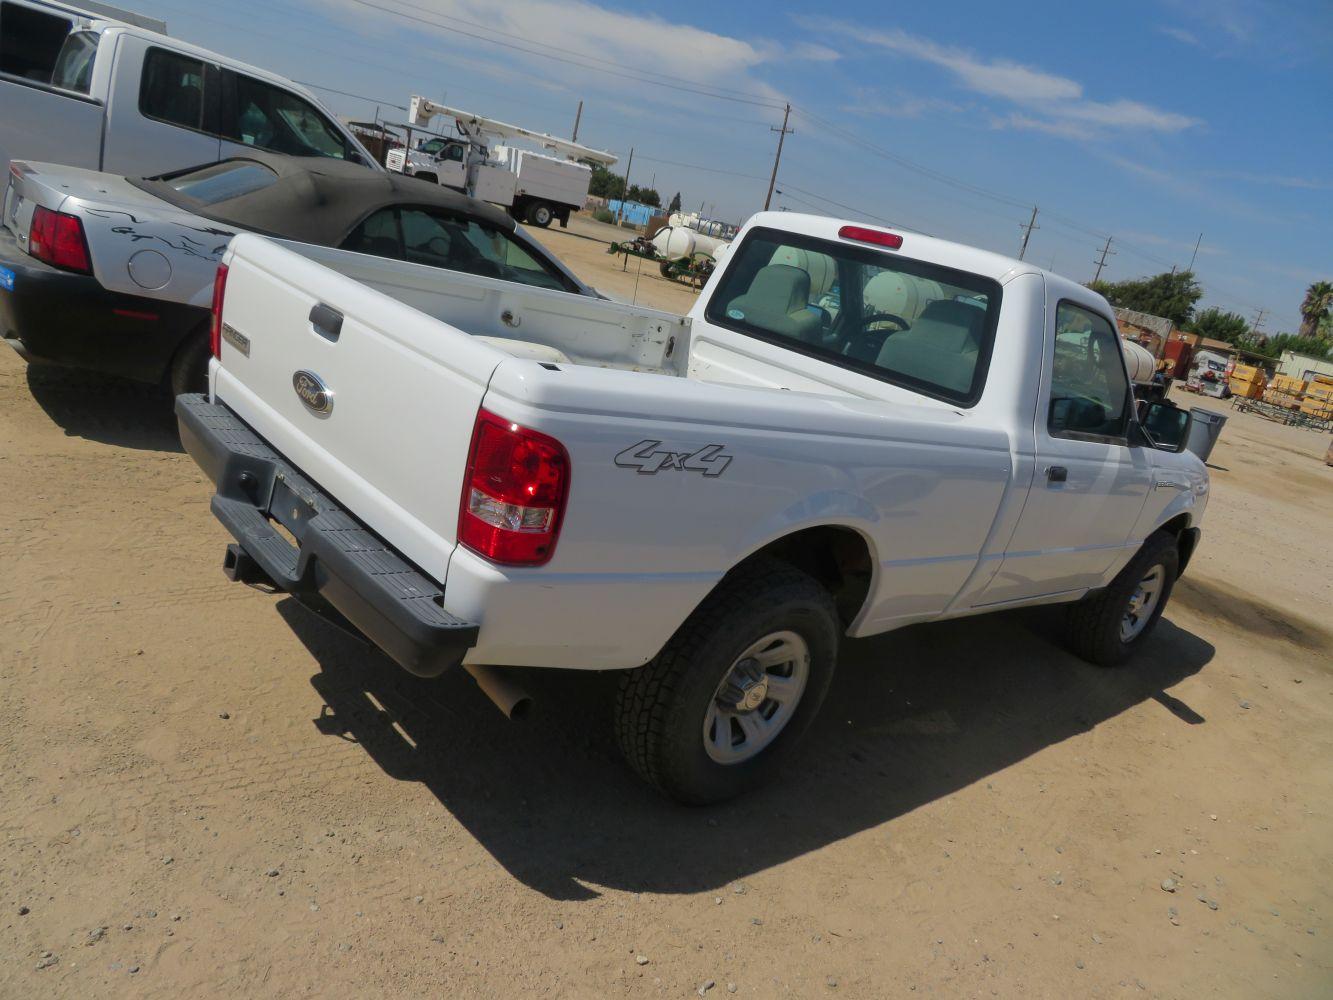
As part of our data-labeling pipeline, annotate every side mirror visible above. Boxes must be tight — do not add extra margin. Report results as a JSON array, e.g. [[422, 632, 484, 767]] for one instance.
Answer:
[[1140, 401, 1191, 452]]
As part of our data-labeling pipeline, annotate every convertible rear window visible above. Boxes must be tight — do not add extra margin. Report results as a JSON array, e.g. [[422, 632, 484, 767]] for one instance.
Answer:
[[166, 161, 278, 204], [705, 227, 1002, 405]]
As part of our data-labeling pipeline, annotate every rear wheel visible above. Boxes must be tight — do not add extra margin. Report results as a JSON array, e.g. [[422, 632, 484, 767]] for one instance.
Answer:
[[169, 326, 210, 398], [526, 201, 553, 227], [1065, 532, 1179, 667], [615, 559, 839, 804]]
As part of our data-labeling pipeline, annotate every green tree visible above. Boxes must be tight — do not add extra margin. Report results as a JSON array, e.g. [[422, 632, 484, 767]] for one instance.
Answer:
[[1266, 332, 1333, 362], [1088, 270, 1202, 327], [626, 184, 661, 208], [1188, 307, 1250, 344], [587, 162, 625, 200], [1298, 280, 1333, 338], [668, 191, 682, 213]]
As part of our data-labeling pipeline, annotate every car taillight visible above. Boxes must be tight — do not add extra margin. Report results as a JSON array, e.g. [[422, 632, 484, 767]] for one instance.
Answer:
[[209, 263, 229, 359], [28, 205, 91, 273], [459, 409, 570, 566]]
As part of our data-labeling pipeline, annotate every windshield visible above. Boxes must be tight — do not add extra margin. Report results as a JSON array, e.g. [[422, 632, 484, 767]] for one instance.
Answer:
[[706, 227, 1002, 405]]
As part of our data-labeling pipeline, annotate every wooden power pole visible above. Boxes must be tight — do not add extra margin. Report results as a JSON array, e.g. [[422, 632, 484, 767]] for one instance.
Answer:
[[1092, 236, 1116, 282], [1018, 205, 1039, 260], [571, 100, 583, 143], [763, 104, 793, 211]]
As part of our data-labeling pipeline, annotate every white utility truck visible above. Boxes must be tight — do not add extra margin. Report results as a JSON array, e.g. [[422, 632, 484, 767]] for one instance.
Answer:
[[0, 0, 377, 178], [385, 96, 617, 228], [177, 213, 1207, 803]]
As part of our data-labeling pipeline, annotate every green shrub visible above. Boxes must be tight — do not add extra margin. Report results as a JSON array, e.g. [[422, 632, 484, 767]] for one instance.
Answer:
[[592, 208, 615, 224]]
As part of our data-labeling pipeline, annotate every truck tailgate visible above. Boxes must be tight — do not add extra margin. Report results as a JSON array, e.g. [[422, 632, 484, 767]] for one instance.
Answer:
[[212, 234, 503, 585]]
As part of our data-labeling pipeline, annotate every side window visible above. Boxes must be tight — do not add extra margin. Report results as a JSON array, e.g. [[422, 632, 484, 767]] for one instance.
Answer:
[[222, 73, 347, 159], [49, 29, 97, 94], [395, 207, 574, 291], [0, 1, 73, 83], [1049, 302, 1131, 438], [140, 48, 208, 131], [341, 208, 403, 260], [442, 143, 465, 163]]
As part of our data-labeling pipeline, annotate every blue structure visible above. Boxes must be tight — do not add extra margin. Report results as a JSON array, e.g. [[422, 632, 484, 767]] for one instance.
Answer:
[[606, 200, 659, 227]]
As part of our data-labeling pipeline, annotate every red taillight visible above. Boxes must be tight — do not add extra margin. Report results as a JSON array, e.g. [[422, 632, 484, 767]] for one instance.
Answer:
[[838, 224, 903, 250], [459, 409, 570, 566], [209, 263, 229, 359], [28, 205, 91, 273]]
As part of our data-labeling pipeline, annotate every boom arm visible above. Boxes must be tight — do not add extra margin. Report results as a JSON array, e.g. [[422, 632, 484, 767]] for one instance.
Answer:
[[408, 96, 618, 165]]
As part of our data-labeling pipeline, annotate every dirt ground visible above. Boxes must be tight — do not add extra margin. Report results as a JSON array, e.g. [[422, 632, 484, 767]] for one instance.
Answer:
[[2, 220, 1331, 998]]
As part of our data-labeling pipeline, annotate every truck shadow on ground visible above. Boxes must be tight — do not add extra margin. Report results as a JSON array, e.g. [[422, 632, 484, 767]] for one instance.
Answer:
[[24, 365, 182, 452], [284, 601, 1213, 902]]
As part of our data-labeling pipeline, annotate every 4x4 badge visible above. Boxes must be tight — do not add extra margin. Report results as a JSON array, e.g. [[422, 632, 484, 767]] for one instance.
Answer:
[[615, 440, 732, 477]]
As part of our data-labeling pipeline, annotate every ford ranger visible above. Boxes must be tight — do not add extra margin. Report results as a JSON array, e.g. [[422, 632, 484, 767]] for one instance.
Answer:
[[176, 213, 1206, 804]]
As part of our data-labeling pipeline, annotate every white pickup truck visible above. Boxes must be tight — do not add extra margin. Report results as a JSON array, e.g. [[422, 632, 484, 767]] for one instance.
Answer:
[[176, 212, 1206, 804]]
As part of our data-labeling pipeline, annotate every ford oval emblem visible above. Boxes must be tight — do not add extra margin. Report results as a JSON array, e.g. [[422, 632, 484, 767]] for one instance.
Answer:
[[292, 370, 333, 415]]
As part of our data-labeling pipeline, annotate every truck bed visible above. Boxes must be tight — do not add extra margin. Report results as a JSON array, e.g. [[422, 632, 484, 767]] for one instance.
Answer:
[[289, 240, 691, 375]]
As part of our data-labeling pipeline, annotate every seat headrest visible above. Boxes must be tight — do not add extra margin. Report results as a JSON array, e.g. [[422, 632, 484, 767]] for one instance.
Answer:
[[745, 264, 811, 314], [917, 299, 985, 329]]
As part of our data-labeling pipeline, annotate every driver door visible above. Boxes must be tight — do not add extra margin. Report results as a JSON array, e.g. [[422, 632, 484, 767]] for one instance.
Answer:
[[978, 299, 1153, 605]]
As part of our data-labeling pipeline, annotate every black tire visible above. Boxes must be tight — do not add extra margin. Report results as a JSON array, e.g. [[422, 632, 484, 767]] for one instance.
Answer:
[[658, 261, 673, 279], [526, 202, 553, 228], [1065, 532, 1179, 667], [169, 326, 211, 398], [615, 558, 839, 805], [413, 172, 438, 185]]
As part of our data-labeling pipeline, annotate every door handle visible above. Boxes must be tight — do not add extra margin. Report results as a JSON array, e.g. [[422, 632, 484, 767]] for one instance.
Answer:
[[309, 303, 343, 342], [1046, 465, 1068, 483]]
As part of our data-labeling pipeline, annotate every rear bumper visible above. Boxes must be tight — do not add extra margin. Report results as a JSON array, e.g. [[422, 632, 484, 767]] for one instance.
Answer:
[[0, 227, 207, 383], [176, 393, 479, 677]]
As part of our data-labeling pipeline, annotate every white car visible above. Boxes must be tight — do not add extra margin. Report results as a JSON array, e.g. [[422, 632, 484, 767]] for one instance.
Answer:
[[176, 212, 1208, 803]]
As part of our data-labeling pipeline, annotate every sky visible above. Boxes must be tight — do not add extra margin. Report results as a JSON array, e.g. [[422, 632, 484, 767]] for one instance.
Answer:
[[128, 0, 1331, 333]]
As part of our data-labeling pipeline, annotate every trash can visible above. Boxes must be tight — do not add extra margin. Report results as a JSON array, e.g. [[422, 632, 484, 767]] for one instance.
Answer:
[[1185, 407, 1227, 462]]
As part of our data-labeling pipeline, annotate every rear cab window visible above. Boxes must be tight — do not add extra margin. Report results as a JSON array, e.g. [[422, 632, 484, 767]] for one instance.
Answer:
[[705, 227, 1002, 405], [140, 47, 211, 131], [0, 1, 74, 85], [164, 160, 278, 204], [49, 28, 97, 94]]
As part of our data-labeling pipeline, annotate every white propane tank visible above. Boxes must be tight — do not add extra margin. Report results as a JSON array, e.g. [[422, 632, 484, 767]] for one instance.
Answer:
[[651, 226, 725, 261], [710, 241, 732, 265], [1122, 339, 1157, 385]]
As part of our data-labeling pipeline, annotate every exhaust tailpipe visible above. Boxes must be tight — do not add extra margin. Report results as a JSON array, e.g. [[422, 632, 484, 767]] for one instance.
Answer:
[[464, 664, 532, 720]]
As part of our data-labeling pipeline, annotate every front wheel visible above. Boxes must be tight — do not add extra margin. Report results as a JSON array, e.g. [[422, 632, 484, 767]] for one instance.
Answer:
[[615, 559, 839, 804], [1065, 532, 1179, 667]]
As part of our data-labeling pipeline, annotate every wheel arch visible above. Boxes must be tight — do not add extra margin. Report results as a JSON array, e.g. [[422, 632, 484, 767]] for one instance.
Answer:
[[1151, 511, 1199, 578], [727, 523, 877, 631]]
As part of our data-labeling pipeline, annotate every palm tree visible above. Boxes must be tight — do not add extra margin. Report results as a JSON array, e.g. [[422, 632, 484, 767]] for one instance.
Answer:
[[1299, 281, 1333, 338]]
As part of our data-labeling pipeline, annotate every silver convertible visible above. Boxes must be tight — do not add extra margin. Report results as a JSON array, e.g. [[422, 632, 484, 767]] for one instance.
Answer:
[[0, 152, 594, 394]]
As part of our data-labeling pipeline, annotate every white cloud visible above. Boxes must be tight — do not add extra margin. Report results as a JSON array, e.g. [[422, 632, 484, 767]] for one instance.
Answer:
[[316, 0, 781, 95], [990, 114, 1094, 140], [1158, 26, 1203, 47], [790, 42, 841, 63], [808, 20, 1201, 137], [841, 89, 964, 119], [1204, 170, 1333, 191]]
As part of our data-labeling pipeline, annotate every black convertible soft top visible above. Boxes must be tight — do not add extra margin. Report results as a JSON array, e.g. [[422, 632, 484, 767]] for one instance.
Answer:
[[130, 150, 515, 245]]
